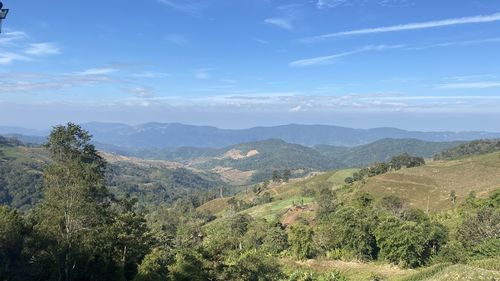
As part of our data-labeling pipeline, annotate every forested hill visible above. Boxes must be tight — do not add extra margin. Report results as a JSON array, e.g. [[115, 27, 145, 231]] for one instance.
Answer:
[[433, 139, 500, 160], [2, 122, 499, 148], [118, 138, 461, 183], [0, 142, 226, 211]]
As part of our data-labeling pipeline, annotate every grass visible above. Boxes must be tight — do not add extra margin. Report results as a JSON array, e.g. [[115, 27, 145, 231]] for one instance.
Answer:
[[398, 263, 451, 281], [360, 152, 500, 212], [242, 196, 315, 221], [419, 264, 500, 281], [280, 258, 414, 281]]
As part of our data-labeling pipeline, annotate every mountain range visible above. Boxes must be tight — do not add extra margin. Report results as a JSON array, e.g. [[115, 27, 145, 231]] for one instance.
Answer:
[[1, 122, 499, 149]]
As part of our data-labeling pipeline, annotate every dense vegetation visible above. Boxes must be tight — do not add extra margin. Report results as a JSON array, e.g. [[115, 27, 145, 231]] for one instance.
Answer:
[[0, 137, 226, 211], [344, 153, 425, 184], [123, 138, 462, 184], [433, 139, 500, 160], [1, 125, 499, 280]]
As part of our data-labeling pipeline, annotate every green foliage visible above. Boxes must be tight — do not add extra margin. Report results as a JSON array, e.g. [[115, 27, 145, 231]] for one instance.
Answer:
[[389, 153, 425, 170], [400, 263, 451, 281], [316, 206, 378, 260], [469, 238, 500, 258], [375, 218, 446, 268], [0, 205, 25, 279], [222, 250, 284, 281], [287, 270, 349, 281], [433, 240, 467, 264], [434, 139, 500, 160], [168, 250, 207, 281], [261, 225, 289, 256], [315, 186, 336, 220], [458, 205, 500, 248], [380, 195, 407, 217], [134, 248, 173, 281], [355, 192, 375, 208], [289, 223, 315, 260]]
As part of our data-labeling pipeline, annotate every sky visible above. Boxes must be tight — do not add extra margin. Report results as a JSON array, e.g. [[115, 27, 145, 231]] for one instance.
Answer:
[[1, 0, 500, 131]]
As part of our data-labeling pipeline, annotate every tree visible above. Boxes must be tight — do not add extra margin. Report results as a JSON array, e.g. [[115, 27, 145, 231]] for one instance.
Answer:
[[134, 248, 173, 281], [282, 169, 291, 183], [316, 207, 378, 260], [33, 123, 115, 281], [261, 225, 289, 256], [222, 251, 284, 281], [390, 153, 425, 170], [355, 192, 374, 208], [0, 205, 25, 280], [315, 187, 336, 220], [375, 218, 445, 268], [289, 224, 314, 260], [272, 170, 281, 183], [111, 197, 153, 280], [168, 250, 207, 281], [380, 195, 407, 217]]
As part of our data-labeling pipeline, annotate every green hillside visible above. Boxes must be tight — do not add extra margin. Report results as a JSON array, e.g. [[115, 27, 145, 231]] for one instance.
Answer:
[[360, 152, 500, 212], [434, 139, 500, 160], [0, 143, 226, 210], [196, 151, 500, 281]]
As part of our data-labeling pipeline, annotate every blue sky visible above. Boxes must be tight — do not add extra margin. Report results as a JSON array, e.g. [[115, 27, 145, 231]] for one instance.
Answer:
[[1, 0, 500, 130]]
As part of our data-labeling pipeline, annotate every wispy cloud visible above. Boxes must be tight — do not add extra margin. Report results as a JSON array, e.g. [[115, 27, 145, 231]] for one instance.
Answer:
[[76, 68, 118, 76], [122, 86, 155, 98], [436, 82, 500, 89], [302, 12, 500, 42], [264, 18, 294, 31], [165, 34, 190, 46], [194, 68, 212, 79], [317, 0, 414, 9], [316, 0, 348, 9], [253, 38, 271, 45], [24, 43, 61, 56], [131, 72, 170, 78], [156, 0, 206, 15], [0, 52, 30, 65], [290, 45, 403, 67], [0, 31, 29, 45]]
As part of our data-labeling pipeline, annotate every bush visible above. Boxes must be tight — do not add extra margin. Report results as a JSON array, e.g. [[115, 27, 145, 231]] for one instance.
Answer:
[[289, 224, 315, 260], [375, 219, 429, 268]]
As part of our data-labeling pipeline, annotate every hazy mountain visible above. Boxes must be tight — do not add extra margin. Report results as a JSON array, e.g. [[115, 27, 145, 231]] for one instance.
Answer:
[[81, 122, 500, 149], [3, 122, 499, 149]]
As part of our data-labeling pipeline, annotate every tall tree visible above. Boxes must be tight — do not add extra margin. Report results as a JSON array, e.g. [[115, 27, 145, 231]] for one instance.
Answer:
[[34, 123, 114, 281]]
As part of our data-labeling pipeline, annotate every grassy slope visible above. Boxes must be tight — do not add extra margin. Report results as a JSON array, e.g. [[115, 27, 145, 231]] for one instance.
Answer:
[[198, 153, 500, 280], [360, 152, 500, 212]]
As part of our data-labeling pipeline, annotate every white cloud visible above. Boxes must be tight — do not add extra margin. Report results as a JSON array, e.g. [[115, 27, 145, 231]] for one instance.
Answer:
[[290, 45, 403, 67], [0, 31, 29, 45], [76, 68, 118, 76], [156, 0, 205, 15], [316, 0, 348, 9], [122, 86, 155, 98], [303, 12, 500, 41], [194, 68, 212, 79], [289, 105, 308, 112], [0, 52, 30, 64], [436, 82, 500, 89], [264, 18, 294, 31], [24, 43, 60, 56], [131, 72, 171, 78]]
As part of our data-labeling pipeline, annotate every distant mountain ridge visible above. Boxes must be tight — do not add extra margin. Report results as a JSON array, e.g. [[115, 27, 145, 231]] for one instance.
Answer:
[[1, 122, 499, 149]]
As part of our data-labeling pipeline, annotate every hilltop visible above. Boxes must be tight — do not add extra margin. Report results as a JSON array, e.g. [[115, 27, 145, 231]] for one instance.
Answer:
[[2, 122, 499, 149]]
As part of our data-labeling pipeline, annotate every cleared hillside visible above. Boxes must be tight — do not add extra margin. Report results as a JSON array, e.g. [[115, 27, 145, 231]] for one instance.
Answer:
[[360, 152, 500, 211]]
